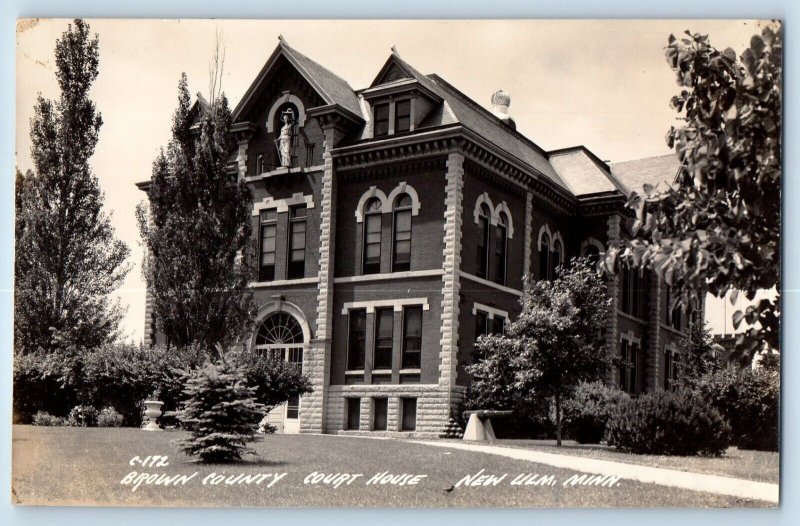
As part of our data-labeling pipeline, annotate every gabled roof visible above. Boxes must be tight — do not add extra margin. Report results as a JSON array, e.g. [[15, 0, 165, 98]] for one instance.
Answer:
[[609, 153, 681, 195], [367, 50, 569, 191], [232, 36, 364, 122]]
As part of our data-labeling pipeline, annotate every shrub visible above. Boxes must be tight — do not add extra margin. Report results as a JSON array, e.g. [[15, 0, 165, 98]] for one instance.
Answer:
[[13, 343, 206, 426], [68, 405, 99, 427], [230, 348, 313, 413], [97, 407, 124, 427], [13, 351, 80, 423], [561, 381, 630, 444], [176, 359, 265, 463], [607, 388, 731, 456], [693, 366, 779, 451], [32, 411, 68, 426]]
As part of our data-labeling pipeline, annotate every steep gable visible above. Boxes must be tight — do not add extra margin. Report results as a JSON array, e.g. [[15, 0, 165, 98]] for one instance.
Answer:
[[233, 37, 364, 123]]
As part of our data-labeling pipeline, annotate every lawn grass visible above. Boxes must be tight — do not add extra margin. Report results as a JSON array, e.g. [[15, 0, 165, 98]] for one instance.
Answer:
[[12, 425, 771, 508], [492, 439, 779, 483]]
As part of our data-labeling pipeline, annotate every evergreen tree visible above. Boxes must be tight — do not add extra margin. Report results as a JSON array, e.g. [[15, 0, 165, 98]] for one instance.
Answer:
[[137, 74, 255, 350], [177, 356, 265, 463], [15, 19, 130, 355], [468, 258, 610, 445]]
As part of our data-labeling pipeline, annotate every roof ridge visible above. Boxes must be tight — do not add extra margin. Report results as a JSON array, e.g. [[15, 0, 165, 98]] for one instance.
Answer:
[[279, 40, 359, 98], [426, 73, 551, 160]]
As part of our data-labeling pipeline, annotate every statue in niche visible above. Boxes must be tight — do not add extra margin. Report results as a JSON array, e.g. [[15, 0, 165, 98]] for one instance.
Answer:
[[276, 108, 295, 168]]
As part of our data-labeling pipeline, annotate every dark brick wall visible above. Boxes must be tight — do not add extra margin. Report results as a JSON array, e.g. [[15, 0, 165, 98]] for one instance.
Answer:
[[456, 281, 523, 386], [248, 170, 323, 281], [330, 276, 444, 385], [460, 169, 527, 288], [334, 164, 447, 277]]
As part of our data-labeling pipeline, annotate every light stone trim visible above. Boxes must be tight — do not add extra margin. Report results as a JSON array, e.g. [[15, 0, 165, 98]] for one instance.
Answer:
[[354, 186, 389, 223], [604, 214, 622, 386], [249, 277, 319, 288], [354, 182, 421, 223], [325, 384, 451, 437], [537, 223, 564, 261], [266, 92, 307, 132], [386, 182, 421, 215], [439, 152, 463, 412], [472, 192, 514, 239], [459, 271, 523, 297], [580, 237, 605, 256], [252, 192, 315, 216], [620, 330, 642, 347], [647, 271, 662, 391], [341, 297, 430, 315], [333, 269, 444, 284], [472, 302, 509, 320], [523, 191, 533, 277], [249, 300, 313, 350]]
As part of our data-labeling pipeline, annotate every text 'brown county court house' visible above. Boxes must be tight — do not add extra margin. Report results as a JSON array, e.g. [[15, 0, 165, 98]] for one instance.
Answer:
[[137, 37, 701, 437]]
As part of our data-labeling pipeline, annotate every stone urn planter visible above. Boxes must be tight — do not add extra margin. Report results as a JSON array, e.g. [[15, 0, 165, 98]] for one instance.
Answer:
[[142, 400, 164, 431]]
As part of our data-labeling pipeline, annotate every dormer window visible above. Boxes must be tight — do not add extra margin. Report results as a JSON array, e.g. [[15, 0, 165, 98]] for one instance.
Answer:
[[395, 99, 411, 133], [374, 103, 390, 137]]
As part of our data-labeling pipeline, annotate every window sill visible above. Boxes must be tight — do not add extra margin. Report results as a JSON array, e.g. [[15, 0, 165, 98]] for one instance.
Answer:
[[371, 369, 392, 375], [616, 311, 649, 324], [250, 277, 319, 288], [334, 269, 444, 284], [399, 368, 421, 374], [244, 165, 324, 182], [345, 370, 365, 376]]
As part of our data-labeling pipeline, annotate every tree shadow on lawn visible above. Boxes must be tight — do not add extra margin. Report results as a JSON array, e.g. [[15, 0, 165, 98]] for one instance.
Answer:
[[179, 458, 290, 468]]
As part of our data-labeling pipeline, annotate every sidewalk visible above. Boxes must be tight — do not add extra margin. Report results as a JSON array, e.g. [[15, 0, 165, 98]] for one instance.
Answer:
[[413, 440, 779, 504]]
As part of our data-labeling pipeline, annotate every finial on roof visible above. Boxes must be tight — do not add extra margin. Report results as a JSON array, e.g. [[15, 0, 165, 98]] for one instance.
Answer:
[[391, 45, 399, 55], [278, 34, 286, 43]]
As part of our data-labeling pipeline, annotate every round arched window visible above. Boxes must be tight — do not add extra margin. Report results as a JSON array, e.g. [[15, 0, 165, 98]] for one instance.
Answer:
[[255, 312, 304, 347]]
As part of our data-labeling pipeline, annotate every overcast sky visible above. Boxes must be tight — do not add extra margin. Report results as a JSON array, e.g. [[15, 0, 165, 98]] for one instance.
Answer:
[[15, 19, 765, 342]]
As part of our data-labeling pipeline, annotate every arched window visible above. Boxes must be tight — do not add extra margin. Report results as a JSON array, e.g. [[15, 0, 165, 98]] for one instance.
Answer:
[[539, 232, 550, 281], [583, 244, 601, 268], [362, 197, 383, 275], [392, 194, 413, 272], [551, 239, 563, 280], [254, 311, 304, 419], [254, 311, 305, 362], [494, 212, 509, 285], [477, 203, 491, 279]]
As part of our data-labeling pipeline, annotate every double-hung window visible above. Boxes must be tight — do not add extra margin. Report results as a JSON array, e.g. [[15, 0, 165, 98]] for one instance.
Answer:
[[259, 209, 278, 282], [287, 205, 307, 279], [395, 100, 411, 133], [347, 309, 367, 370], [392, 195, 413, 272], [373, 308, 394, 370], [362, 198, 382, 274], [374, 103, 390, 137], [401, 306, 422, 369]]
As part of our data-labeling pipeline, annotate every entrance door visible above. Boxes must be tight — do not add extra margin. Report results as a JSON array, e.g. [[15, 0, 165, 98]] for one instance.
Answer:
[[253, 312, 305, 434]]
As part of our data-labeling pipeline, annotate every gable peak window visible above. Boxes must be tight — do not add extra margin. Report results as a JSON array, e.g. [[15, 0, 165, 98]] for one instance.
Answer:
[[362, 197, 383, 275], [392, 194, 413, 272]]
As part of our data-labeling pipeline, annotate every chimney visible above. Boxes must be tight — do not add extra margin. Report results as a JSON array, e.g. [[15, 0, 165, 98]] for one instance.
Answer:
[[491, 89, 516, 130]]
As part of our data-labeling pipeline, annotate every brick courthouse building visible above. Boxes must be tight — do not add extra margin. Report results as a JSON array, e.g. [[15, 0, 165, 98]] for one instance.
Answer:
[[139, 38, 698, 436]]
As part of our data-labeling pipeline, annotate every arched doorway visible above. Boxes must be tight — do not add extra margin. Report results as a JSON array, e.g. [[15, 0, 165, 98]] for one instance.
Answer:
[[252, 308, 308, 434]]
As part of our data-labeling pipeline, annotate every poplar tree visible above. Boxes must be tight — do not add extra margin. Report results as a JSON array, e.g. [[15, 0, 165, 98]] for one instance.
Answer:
[[15, 19, 130, 355], [137, 74, 255, 350]]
